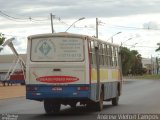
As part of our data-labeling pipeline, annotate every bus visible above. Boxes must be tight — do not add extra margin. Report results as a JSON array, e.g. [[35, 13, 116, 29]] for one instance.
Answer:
[[26, 32, 122, 114]]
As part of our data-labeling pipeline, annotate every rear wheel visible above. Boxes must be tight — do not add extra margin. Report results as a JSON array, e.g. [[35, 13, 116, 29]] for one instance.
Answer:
[[44, 100, 61, 114], [112, 90, 119, 106]]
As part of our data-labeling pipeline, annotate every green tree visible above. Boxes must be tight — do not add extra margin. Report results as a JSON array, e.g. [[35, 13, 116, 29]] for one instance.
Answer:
[[130, 50, 143, 75], [0, 33, 5, 52], [120, 47, 143, 76], [120, 47, 132, 75], [0, 33, 5, 45]]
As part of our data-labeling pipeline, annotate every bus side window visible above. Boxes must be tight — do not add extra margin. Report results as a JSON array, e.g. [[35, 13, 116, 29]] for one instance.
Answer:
[[109, 45, 113, 67], [106, 45, 110, 67], [114, 47, 118, 67], [112, 46, 115, 67], [99, 43, 104, 66], [103, 44, 107, 66], [105, 44, 108, 66], [117, 47, 119, 66], [102, 44, 106, 66], [112, 46, 119, 67], [89, 41, 95, 65]]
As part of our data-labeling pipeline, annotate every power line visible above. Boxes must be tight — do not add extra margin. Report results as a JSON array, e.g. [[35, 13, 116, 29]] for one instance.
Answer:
[[58, 18, 69, 26], [0, 12, 25, 22], [108, 24, 160, 31], [0, 10, 26, 20], [3, 33, 26, 38], [0, 10, 49, 22], [0, 10, 28, 22], [29, 17, 49, 21], [125, 45, 157, 48], [0, 10, 70, 27], [99, 19, 160, 31]]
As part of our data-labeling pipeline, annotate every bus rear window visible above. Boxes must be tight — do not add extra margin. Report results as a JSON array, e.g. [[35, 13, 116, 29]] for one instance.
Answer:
[[31, 37, 84, 62]]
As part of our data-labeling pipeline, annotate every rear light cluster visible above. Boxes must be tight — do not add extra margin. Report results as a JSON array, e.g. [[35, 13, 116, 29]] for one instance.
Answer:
[[77, 86, 89, 91], [26, 86, 38, 91]]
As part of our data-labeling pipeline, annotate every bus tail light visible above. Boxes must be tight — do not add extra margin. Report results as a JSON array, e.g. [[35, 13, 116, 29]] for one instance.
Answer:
[[77, 86, 89, 91]]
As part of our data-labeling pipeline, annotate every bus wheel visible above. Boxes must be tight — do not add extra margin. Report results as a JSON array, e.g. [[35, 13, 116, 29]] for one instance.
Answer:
[[44, 100, 61, 114], [95, 90, 104, 111], [112, 92, 119, 106]]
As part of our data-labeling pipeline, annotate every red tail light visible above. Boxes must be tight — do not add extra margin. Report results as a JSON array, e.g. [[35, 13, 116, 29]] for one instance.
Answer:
[[77, 86, 89, 91]]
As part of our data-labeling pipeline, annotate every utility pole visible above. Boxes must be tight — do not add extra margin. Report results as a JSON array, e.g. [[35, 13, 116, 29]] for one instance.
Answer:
[[50, 13, 54, 33], [96, 18, 98, 38]]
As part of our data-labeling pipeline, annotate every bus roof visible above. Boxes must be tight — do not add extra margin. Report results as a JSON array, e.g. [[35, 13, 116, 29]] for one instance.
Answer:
[[28, 32, 119, 47]]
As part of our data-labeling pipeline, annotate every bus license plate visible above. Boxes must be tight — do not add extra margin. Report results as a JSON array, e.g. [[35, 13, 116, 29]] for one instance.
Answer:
[[52, 87, 63, 91]]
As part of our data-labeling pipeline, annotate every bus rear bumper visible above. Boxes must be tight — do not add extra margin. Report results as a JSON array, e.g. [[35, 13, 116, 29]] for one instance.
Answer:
[[26, 84, 90, 101]]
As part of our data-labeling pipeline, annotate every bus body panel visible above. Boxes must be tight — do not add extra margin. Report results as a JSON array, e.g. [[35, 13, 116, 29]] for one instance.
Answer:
[[91, 68, 121, 83], [28, 65, 86, 84], [26, 34, 90, 101], [89, 67, 121, 101], [26, 84, 90, 101]]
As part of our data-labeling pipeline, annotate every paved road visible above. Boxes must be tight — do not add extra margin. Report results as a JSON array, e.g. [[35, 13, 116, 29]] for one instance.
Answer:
[[0, 80, 160, 120]]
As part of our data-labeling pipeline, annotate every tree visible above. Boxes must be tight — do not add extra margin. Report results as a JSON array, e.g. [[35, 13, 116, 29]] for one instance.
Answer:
[[130, 50, 143, 75], [120, 47, 143, 76], [0, 33, 5, 52], [156, 57, 159, 74], [155, 45, 160, 74], [120, 47, 132, 75], [0, 33, 5, 45]]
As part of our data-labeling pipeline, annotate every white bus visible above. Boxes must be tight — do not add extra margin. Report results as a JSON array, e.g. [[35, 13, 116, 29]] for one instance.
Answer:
[[26, 32, 122, 114]]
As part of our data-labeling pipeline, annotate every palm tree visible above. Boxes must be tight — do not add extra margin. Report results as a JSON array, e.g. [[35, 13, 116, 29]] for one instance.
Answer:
[[0, 33, 5, 45]]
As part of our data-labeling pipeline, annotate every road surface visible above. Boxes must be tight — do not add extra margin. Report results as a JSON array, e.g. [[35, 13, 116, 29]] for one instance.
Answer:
[[0, 80, 160, 120]]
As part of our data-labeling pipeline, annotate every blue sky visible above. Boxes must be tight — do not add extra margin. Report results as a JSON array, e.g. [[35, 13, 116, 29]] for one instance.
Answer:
[[0, 0, 160, 58]]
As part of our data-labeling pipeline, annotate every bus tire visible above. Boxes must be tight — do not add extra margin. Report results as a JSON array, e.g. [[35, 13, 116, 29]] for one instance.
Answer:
[[112, 90, 119, 106], [44, 100, 61, 114], [95, 90, 104, 111]]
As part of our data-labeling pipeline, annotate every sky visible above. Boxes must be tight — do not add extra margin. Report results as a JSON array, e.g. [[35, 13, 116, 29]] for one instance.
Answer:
[[0, 0, 160, 58]]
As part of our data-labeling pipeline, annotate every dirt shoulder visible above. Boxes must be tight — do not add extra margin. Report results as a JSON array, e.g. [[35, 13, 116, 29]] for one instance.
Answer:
[[0, 84, 25, 99]]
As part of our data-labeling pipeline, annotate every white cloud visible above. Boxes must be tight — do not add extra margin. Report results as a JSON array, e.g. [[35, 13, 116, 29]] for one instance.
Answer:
[[1, 0, 160, 58]]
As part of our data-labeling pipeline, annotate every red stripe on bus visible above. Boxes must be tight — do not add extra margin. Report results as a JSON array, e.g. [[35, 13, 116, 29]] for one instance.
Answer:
[[36, 76, 79, 83]]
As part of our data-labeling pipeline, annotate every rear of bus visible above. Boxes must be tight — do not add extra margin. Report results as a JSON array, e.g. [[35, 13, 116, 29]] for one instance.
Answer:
[[26, 33, 90, 110]]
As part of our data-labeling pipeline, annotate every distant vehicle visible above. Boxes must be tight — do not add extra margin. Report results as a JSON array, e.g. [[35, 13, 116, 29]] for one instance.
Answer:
[[26, 32, 122, 114]]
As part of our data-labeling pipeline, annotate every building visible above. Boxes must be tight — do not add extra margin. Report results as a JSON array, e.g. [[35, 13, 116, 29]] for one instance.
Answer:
[[142, 57, 159, 74]]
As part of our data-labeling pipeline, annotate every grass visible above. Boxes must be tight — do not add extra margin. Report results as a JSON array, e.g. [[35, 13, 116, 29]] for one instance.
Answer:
[[124, 74, 160, 80]]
